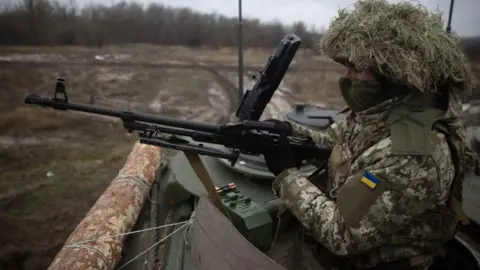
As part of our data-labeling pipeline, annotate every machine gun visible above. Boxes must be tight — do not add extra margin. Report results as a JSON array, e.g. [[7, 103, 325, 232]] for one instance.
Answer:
[[23, 34, 331, 167]]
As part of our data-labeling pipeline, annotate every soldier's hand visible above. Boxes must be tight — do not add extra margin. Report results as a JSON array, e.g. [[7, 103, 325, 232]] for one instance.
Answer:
[[263, 119, 297, 176], [263, 119, 293, 135]]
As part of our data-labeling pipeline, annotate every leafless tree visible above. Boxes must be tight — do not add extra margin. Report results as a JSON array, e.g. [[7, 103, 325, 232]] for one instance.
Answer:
[[0, 0, 477, 61]]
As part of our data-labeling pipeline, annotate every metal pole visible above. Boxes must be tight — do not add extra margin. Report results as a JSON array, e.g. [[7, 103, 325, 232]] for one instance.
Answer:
[[446, 0, 454, 34], [237, 0, 244, 104]]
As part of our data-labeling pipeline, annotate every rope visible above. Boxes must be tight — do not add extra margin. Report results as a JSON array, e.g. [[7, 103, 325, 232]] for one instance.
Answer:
[[183, 211, 196, 246], [118, 220, 192, 269], [62, 220, 190, 248], [64, 243, 110, 268], [114, 174, 150, 194]]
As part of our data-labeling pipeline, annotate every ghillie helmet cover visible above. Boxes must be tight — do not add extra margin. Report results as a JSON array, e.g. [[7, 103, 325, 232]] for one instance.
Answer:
[[319, 0, 475, 94]]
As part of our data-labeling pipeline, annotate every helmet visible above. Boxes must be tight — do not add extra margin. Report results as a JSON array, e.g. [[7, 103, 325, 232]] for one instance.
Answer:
[[319, 0, 475, 94]]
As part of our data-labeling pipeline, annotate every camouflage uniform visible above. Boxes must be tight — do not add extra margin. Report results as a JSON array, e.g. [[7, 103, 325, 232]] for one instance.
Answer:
[[273, 91, 476, 269], [266, 1, 477, 269]]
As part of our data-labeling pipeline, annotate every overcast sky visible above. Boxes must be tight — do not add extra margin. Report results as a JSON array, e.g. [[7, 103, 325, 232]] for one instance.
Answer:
[[8, 0, 480, 37]]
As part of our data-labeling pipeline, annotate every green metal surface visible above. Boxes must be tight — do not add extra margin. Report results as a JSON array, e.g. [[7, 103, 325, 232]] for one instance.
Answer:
[[163, 204, 194, 270], [171, 152, 276, 204], [217, 183, 273, 251]]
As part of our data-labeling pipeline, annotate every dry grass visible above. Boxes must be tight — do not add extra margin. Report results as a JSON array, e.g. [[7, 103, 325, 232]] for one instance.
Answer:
[[0, 56, 227, 269], [0, 44, 338, 69], [321, 0, 475, 93], [284, 70, 346, 107], [0, 107, 91, 134], [0, 110, 137, 269]]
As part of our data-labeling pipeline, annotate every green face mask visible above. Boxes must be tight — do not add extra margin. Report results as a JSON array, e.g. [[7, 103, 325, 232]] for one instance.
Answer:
[[338, 76, 385, 112]]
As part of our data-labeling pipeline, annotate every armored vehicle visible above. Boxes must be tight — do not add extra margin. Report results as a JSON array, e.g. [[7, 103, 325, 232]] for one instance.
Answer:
[[116, 102, 480, 270]]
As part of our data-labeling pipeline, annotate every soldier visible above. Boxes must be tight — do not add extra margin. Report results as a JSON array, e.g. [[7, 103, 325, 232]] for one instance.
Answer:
[[263, 0, 477, 269]]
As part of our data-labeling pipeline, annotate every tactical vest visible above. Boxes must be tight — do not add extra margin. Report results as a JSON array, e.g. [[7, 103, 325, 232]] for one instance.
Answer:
[[310, 103, 475, 270], [387, 103, 474, 225]]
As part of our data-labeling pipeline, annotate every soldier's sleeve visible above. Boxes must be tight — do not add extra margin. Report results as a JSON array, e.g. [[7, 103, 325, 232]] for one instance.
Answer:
[[281, 116, 349, 147], [272, 137, 443, 256]]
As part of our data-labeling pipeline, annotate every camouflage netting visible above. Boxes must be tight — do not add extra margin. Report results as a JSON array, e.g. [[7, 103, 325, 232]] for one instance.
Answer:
[[319, 0, 476, 94]]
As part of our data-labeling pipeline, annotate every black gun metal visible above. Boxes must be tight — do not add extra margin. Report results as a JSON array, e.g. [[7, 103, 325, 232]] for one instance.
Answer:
[[235, 33, 301, 122]]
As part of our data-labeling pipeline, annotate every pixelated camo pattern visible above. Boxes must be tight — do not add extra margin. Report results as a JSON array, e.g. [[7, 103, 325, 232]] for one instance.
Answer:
[[275, 96, 466, 268]]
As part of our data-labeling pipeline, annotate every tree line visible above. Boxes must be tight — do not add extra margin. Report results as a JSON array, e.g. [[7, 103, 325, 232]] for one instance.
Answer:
[[0, 0, 478, 61], [0, 0, 319, 49]]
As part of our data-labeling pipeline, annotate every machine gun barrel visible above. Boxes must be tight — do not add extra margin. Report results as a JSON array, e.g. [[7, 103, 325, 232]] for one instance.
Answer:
[[24, 92, 330, 166], [24, 94, 222, 134]]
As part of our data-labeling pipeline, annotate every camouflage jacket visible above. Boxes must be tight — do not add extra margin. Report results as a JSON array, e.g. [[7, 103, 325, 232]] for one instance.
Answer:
[[274, 96, 465, 268]]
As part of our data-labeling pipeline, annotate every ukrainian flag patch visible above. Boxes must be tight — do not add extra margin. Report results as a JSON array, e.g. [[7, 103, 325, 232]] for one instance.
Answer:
[[360, 171, 379, 189]]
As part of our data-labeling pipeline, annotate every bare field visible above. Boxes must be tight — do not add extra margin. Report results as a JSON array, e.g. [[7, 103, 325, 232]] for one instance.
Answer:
[[0, 44, 478, 270], [0, 44, 348, 270], [0, 44, 342, 71]]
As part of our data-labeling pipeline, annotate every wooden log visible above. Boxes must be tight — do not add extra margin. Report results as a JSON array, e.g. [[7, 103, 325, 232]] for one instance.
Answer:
[[48, 142, 163, 270]]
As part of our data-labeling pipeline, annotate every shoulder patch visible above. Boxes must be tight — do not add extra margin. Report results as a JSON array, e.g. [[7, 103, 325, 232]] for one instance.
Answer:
[[360, 171, 379, 189], [337, 171, 390, 228]]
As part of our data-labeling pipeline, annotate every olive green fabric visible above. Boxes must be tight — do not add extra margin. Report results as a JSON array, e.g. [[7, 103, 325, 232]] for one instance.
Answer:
[[338, 76, 392, 112], [319, 0, 475, 94], [387, 107, 445, 156], [336, 172, 393, 228]]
